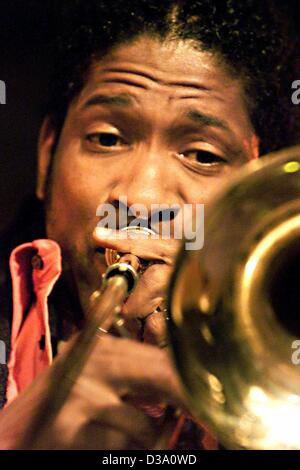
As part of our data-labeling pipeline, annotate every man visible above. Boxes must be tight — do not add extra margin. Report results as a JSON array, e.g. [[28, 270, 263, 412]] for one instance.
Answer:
[[0, 0, 298, 449]]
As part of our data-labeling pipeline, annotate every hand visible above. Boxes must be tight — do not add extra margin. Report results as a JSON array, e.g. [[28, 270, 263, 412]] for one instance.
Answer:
[[0, 334, 188, 449], [93, 227, 181, 345]]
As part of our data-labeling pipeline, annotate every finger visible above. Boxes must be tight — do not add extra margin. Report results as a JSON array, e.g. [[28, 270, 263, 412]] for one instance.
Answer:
[[88, 402, 161, 449], [143, 310, 168, 347], [121, 263, 171, 345], [93, 227, 180, 265], [122, 263, 170, 345], [37, 408, 158, 450], [90, 335, 188, 409], [122, 263, 171, 319]]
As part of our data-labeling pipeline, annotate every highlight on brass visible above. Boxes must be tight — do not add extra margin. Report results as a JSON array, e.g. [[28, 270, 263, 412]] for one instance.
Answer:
[[168, 146, 300, 450]]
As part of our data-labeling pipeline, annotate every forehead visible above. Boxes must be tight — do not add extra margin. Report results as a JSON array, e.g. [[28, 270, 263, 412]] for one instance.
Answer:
[[64, 36, 255, 148], [74, 36, 247, 111], [89, 36, 228, 87]]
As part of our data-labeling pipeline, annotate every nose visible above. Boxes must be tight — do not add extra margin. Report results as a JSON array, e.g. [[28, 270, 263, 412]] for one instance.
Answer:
[[107, 148, 182, 216]]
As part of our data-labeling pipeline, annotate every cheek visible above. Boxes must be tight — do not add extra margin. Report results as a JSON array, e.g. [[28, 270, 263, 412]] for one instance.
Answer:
[[46, 155, 111, 247], [178, 176, 226, 206]]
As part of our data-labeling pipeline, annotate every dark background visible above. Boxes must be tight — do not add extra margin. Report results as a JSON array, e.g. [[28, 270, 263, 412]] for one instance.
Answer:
[[0, 1, 300, 233], [0, 1, 60, 233]]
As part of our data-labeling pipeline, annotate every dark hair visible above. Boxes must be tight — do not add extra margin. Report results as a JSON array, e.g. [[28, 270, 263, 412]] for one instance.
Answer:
[[46, 0, 299, 155]]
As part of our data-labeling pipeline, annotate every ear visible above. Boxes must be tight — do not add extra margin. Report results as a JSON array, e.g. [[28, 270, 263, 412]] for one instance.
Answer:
[[36, 116, 57, 200], [250, 134, 260, 160]]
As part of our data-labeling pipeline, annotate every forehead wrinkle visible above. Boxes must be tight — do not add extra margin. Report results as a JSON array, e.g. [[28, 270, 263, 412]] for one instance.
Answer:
[[100, 66, 212, 93], [102, 66, 159, 83], [163, 80, 211, 92], [101, 78, 147, 89], [168, 92, 224, 104]]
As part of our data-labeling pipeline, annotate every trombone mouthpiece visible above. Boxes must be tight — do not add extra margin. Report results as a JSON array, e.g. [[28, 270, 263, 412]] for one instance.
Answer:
[[103, 225, 157, 294], [104, 225, 156, 266]]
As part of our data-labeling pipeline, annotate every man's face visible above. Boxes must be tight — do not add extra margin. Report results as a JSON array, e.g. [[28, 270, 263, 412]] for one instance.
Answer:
[[37, 36, 259, 311]]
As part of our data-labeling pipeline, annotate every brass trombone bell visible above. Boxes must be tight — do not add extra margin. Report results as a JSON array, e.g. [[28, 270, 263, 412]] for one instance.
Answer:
[[168, 146, 300, 449]]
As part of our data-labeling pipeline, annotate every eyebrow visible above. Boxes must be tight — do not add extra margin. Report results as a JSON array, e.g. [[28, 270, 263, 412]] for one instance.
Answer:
[[80, 94, 230, 133], [187, 110, 229, 132], [80, 93, 133, 110]]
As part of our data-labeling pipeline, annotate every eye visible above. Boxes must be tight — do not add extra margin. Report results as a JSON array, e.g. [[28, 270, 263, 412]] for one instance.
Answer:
[[85, 132, 127, 150], [181, 149, 226, 166]]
